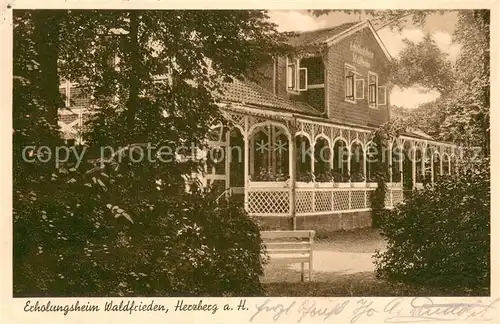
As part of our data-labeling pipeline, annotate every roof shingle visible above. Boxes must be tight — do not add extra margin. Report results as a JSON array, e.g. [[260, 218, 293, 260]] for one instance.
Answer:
[[220, 79, 322, 116], [287, 21, 360, 48]]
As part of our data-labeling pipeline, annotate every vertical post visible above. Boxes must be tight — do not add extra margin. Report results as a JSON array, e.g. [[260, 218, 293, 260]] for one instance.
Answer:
[[309, 230, 314, 282], [363, 144, 367, 207], [399, 145, 404, 186], [290, 130, 296, 230], [249, 136, 255, 176], [347, 143, 352, 209], [430, 153, 434, 185], [388, 141, 393, 208], [267, 124, 272, 171], [243, 117, 249, 212], [225, 130, 231, 198], [440, 153, 443, 176], [310, 137, 315, 213], [412, 147, 416, 190]]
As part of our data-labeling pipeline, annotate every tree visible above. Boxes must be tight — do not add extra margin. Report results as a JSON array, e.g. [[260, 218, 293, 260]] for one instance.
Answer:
[[391, 35, 454, 95], [440, 10, 490, 152], [13, 10, 288, 296], [312, 10, 489, 151]]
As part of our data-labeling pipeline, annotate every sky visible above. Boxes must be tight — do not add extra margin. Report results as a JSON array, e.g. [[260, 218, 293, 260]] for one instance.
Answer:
[[268, 10, 460, 109]]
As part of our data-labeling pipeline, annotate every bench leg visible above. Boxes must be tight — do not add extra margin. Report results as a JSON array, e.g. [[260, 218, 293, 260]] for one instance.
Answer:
[[309, 263, 312, 281], [301, 263, 304, 282]]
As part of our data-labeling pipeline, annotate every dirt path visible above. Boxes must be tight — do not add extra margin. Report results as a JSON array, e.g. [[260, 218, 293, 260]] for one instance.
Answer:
[[262, 228, 386, 282]]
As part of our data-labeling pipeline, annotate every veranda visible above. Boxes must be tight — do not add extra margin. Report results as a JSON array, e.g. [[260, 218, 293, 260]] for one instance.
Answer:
[[203, 104, 459, 218]]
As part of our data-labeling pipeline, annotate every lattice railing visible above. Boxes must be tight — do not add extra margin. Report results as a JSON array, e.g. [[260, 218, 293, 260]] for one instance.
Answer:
[[295, 187, 375, 216], [246, 188, 290, 216], [245, 184, 405, 217]]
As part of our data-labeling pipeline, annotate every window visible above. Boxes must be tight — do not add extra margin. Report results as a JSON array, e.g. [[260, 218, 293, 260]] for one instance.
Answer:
[[378, 86, 387, 105], [345, 65, 355, 102], [287, 58, 308, 92], [368, 72, 378, 108]]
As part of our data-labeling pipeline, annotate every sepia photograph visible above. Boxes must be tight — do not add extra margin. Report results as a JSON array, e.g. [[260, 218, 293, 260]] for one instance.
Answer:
[[11, 7, 491, 302]]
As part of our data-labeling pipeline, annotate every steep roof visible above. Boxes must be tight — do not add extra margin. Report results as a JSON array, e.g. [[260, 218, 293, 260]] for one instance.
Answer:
[[220, 79, 322, 116], [287, 21, 360, 48], [287, 20, 392, 62]]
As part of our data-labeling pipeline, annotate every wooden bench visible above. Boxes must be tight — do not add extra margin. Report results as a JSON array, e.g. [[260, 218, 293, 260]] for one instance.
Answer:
[[261, 230, 315, 282]]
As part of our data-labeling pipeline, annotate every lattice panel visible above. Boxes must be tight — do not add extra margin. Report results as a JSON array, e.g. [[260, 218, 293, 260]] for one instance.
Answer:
[[228, 113, 246, 130], [351, 190, 366, 209], [248, 116, 268, 128], [303, 123, 313, 137], [341, 129, 349, 141], [350, 130, 358, 142], [247, 190, 290, 215], [332, 190, 350, 211], [315, 191, 333, 212], [331, 127, 341, 139], [313, 124, 322, 135], [296, 191, 313, 214]]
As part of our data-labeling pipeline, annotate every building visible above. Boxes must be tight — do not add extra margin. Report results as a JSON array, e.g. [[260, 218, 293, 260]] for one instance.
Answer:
[[58, 20, 459, 231]]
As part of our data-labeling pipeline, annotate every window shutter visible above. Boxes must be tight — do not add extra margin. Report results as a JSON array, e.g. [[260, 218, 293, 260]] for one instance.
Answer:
[[287, 61, 296, 90], [355, 79, 364, 100], [378, 86, 387, 105], [298, 67, 308, 91]]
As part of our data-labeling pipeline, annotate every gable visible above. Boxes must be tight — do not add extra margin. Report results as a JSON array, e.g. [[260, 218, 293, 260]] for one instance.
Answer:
[[325, 22, 392, 63], [331, 25, 392, 70]]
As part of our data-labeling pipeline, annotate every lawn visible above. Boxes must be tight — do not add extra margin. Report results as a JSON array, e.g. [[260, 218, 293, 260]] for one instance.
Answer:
[[261, 228, 489, 297]]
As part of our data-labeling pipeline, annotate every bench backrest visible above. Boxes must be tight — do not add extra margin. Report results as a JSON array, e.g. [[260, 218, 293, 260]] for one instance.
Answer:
[[261, 230, 315, 256]]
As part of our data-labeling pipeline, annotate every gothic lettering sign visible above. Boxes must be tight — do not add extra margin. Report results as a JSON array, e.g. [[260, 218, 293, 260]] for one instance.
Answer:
[[350, 41, 373, 68]]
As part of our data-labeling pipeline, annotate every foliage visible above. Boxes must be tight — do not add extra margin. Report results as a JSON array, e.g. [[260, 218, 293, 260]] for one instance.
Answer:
[[14, 155, 267, 297], [390, 34, 454, 95], [374, 156, 490, 288], [296, 171, 314, 183], [252, 167, 289, 182], [440, 10, 490, 152], [314, 169, 334, 183], [310, 10, 448, 31], [13, 10, 288, 296]]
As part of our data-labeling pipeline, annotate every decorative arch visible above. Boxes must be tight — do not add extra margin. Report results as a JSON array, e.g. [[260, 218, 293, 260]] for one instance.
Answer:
[[249, 121, 291, 139], [350, 140, 365, 182], [295, 134, 312, 178], [332, 137, 349, 182], [314, 135, 332, 178], [248, 122, 291, 181], [295, 130, 312, 144]]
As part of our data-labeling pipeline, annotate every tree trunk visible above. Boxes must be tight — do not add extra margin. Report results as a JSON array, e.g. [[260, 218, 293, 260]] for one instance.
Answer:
[[126, 11, 140, 135], [32, 10, 64, 129]]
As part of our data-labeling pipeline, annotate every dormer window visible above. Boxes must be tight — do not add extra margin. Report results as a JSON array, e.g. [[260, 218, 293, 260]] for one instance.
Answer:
[[286, 58, 307, 92]]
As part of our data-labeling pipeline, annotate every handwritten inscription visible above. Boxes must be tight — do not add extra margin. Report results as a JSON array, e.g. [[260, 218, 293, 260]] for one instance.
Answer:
[[249, 297, 498, 323], [250, 298, 349, 322], [384, 297, 499, 322]]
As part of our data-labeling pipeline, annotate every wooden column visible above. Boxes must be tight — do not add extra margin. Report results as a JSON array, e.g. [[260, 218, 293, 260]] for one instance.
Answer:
[[243, 117, 249, 212], [289, 130, 297, 230]]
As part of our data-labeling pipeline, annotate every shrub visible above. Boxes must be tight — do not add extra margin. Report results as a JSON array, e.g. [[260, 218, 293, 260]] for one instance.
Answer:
[[14, 158, 267, 297], [374, 156, 489, 289]]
